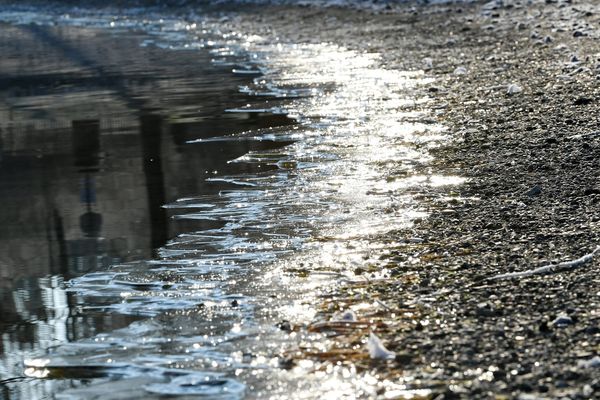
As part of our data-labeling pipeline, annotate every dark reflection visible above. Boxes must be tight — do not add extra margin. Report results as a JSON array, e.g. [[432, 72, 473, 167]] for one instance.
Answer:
[[71, 120, 105, 274], [0, 21, 296, 399], [140, 113, 168, 249], [72, 120, 100, 170]]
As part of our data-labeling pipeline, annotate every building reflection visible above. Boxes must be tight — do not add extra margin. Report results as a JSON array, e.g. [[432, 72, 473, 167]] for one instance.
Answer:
[[0, 116, 149, 398], [0, 21, 297, 400], [71, 120, 104, 275]]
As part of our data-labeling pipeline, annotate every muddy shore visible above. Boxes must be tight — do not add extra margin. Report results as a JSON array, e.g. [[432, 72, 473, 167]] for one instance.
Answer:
[[4, 0, 600, 398], [217, 1, 600, 398]]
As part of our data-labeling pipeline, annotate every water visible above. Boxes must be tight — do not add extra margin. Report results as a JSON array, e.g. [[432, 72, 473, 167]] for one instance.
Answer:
[[0, 6, 463, 399]]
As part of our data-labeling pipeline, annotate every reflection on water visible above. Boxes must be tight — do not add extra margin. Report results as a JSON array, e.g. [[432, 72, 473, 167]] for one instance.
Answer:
[[0, 7, 464, 400], [0, 17, 294, 399]]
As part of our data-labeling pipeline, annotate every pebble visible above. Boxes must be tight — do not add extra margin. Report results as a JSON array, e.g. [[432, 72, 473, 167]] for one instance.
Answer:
[[583, 187, 600, 196], [507, 83, 523, 94], [423, 57, 433, 70], [577, 356, 600, 369], [476, 302, 497, 317], [368, 332, 396, 360], [573, 97, 592, 105], [277, 320, 292, 332], [552, 314, 574, 327], [340, 310, 357, 321], [525, 185, 542, 197]]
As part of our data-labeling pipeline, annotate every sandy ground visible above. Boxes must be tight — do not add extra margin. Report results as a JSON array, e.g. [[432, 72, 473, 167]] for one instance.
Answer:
[[3, 0, 600, 398], [217, 1, 600, 398]]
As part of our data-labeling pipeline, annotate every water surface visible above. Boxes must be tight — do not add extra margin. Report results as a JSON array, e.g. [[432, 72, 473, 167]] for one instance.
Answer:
[[0, 7, 462, 399]]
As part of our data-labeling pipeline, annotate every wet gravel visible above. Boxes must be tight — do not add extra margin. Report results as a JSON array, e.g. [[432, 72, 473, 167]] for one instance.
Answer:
[[217, 1, 600, 398]]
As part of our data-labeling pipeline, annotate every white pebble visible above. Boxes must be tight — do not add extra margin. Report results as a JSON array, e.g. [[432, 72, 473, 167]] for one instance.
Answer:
[[552, 314, 573, 327], [507, 84, 522, 94], [368, 332, 396, 360], [578, 356, 600, 369], [422, 57, 433, 71]]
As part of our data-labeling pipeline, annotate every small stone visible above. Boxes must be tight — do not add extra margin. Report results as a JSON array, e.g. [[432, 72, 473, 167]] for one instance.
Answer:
[[573, 30, 585, 37], [539, 320, 550, 333], [277, 320, 292, 332], [574, 97, 593, 105], [231, 299, 239, 307], [579, 357, 600, 368], [279, 356, 295, 369], [394, 353, 412, 364], [585, 325, 600, 334], [482, 0, 500, 10], [552, 314, 574, 327], [525, 185, 542, 197], [454, 66, 467, 75], [507, 83, 522, 94], [516, 382, 534, 392], [583, 384, 594, 398], [422, 57, 433, 70], [538, 384, 550, 393], [556, 380, 569, 388], [476, 302, 496, 317]]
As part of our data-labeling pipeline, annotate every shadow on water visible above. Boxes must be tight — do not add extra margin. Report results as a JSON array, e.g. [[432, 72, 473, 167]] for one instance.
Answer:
[[0, 20, 295, 399]]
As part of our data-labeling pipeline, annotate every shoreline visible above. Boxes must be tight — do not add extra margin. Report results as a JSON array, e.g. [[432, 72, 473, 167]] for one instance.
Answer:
[[222, 1, 600, 398], [1, 0, 599, 397]]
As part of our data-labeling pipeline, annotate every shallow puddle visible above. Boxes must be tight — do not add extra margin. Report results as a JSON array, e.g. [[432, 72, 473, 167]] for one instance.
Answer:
[[0, 6, 463, 399]]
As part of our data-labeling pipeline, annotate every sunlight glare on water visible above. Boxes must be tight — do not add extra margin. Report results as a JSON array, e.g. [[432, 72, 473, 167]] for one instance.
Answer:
[[0, 8, 465, 399]]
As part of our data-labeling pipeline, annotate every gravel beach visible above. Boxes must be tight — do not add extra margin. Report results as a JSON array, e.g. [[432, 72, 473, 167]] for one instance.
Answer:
[[219, 1, 600, 398]]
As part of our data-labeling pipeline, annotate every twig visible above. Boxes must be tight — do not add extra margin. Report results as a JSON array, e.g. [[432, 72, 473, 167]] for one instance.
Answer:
[[491, 246, 600, 280], [375, 299, 392, 311]]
